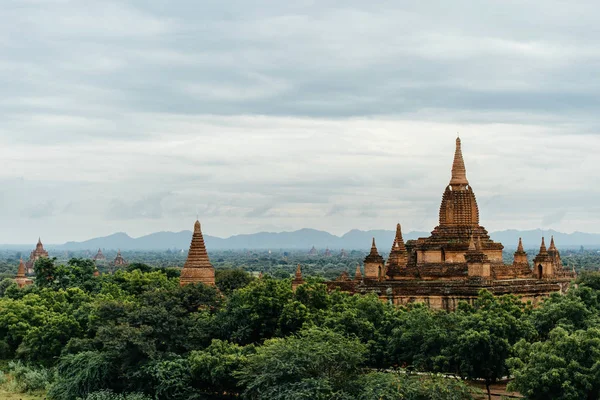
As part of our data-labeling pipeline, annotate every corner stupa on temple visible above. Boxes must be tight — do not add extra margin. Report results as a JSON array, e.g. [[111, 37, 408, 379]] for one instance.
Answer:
[[25, 237, 49, 275], [326, 137, 575, 310], [180, 220, 215, 286]]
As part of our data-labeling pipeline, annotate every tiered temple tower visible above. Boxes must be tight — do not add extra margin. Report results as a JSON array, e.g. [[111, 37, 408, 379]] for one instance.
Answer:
[[180, 220, 215, 286], [26, 238, 49, 275]]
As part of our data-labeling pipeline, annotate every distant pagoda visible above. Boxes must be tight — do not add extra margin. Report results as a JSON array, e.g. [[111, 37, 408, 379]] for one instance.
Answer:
[[340, 249, 348, 258], [93, 248, 106, 261], [324, 247, 332, 257], [25, 238, 49, 275], [308, 246, 318, 256], [292, 264, 305, 292], [113, 250, 128, 267], [180, 220, 215, 286]]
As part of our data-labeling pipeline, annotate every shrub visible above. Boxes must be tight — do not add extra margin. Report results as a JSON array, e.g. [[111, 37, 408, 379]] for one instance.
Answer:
[[81, 390, 152, 400], [6, 361, 52, 392]]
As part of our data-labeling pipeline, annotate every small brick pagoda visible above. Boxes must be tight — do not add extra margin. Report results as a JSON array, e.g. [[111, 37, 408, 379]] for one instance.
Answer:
[[25, 238, 49, 275], [15, 259, 33, 288], [326, 138, 575, 311], [180, 220, 215, 286]]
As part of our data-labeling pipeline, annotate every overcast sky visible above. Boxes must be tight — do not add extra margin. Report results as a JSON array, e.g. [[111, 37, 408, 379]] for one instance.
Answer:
[[2, 0, 600, 244]]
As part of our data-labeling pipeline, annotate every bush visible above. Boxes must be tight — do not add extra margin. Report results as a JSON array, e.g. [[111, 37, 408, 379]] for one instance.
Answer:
[[7, 361, 52, 392], [81, 390, 152, 400]]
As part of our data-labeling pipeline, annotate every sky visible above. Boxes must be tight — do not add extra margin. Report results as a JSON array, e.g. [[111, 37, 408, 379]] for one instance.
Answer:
[[2, 0, 600, 244]]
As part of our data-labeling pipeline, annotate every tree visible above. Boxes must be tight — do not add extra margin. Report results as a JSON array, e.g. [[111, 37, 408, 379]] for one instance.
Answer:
[[236, 328, 366, 400], [447, 291, 535, 399], [215, 268, 253, 293], [508, 327, 600, 400], [188, 339, 254, 397], [34, 257, 59, 287]]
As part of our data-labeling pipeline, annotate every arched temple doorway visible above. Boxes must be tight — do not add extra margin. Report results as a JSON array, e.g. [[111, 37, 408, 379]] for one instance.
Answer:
[[537, 265, 543, 279]]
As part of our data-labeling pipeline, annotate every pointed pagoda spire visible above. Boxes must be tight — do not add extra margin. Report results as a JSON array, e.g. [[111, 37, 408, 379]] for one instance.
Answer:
[[391, 223, 407, 252], [258, 271, 264, 279], [93, 265, 100, 277], [370, 238, 379, 255], [355, 264, 362, 281], [449, 137, 469, 187], [539, 237, 548, 254], [180, 219, 215, 286], [16, 258, 26, 278], [549, 236, 557, 251], [295, 264, 303, 280], [517, 237, 525, 253]]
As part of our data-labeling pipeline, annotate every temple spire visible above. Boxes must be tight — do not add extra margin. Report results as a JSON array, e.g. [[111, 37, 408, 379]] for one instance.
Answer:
[[549, 236, 557, 251], [539, 237, 548, 254], [517, 237, 524, 253], [392, 223, 407, 252], [295, 264, 303, 280], [370, 238, 379, 255], [450, 137, 469, 187]]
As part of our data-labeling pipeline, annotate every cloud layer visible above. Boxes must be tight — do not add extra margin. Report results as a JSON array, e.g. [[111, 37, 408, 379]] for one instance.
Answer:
[[2, 0, 600, 243]]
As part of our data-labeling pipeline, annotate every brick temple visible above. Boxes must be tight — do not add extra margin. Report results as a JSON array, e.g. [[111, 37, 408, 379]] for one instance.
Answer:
[[326, 138, 575, 311]]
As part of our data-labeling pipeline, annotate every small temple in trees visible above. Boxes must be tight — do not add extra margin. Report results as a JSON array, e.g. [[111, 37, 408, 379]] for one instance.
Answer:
[[93, 248, 106, 261], [113, 250, 128, 267], [325, 138, 575, 310], [25, 238, 49, 275], [180, 220, 215, 286]]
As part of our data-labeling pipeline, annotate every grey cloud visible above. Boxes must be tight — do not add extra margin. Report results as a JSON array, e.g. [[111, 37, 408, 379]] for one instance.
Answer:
[[2, 1, 600, 242], [107, 193, 170, 220], [22, 200, 57, 219]]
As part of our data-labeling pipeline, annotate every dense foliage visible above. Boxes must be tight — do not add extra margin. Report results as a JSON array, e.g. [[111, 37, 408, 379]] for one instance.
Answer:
[[1, 257, 600, 399]]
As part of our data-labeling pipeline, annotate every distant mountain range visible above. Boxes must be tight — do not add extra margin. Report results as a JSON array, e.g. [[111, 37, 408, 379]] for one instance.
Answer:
[[48, 228, 600, 251]]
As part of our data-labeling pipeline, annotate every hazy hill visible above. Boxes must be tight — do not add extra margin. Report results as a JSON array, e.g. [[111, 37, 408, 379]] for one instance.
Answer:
[[53, 228, 600, 251]]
